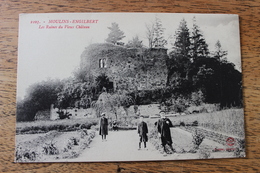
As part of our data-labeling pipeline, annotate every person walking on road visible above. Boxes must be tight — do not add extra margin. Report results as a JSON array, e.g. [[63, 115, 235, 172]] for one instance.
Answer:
[[137, 116, 148, 150], [157, 111, 175, 153], [99, 113, 108, 141]]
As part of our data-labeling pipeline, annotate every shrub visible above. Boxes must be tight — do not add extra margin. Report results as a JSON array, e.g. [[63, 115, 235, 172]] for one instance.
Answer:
[[192, 130, 205, 149], [191, 90, 204, 106], [16, 118, 99, 134], [69, 137, 80, 145], [80, 129, 88, 138], [192, 120, 198, 126], [180, 122, 185, 126], [43, 142, 59, 155], [16, 145, 37, 162], [186, 104, 220, 114]]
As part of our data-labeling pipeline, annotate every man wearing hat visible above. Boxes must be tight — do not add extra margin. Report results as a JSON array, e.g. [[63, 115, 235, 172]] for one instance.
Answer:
[[99, 113, 108, 141], [157, 110, 175, 153]]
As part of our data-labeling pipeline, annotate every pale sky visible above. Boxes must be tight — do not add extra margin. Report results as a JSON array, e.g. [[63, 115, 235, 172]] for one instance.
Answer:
[[17, 13, 241, 99]]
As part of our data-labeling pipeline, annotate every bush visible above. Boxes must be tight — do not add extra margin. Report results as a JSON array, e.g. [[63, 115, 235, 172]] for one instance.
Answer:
[[16, 145, 37, 162], [192, 120, 198, 126], [180, 122, 185, 126], [186, 104, 220, 114], [43, 142, 59, 155], [69, 137, 80, 145], [192, 130, 205, 149], [191, 90, 204, 106], [16, 118, 98, 134], [80, 129, 88, 138]]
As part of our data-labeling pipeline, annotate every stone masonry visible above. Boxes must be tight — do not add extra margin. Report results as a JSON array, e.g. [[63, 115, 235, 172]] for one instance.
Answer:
[[80, 43, 168, 91]]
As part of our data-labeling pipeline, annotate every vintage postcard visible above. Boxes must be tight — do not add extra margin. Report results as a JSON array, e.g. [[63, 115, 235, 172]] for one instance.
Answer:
[[16, 13, 245, 162]]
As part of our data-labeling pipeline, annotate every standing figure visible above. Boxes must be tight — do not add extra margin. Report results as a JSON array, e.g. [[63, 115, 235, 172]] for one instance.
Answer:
[[99, 113, 108, 141], [157, 111, 175, 153], [137, 116, 148, 150]]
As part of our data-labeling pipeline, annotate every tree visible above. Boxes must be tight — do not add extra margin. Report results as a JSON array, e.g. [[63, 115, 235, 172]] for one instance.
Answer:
[[16, 79, 63, 121], [125, 35, 143, 48], [145, 23, 155, 48], [56, 78, 98, 110], [172, 19, 191, 57], [153, 17, 167, 47], [92, 91, 133, 119], [145, 17, 167, 48], [213, 40, 228, 62], [167, 19, 191, 88], [105, 22, 125, 45], [190, 17, 209, 61], [188, 56, 242, 107]]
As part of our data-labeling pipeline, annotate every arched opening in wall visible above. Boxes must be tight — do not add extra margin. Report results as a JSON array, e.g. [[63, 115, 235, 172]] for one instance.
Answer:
[[103, 58, 107, 68], [99, 59, 107, 68], [99, 59, 103, 68]]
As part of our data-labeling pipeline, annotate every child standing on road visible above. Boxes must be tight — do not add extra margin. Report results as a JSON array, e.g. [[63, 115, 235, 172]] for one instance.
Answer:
[[137, 116, 148, 150]]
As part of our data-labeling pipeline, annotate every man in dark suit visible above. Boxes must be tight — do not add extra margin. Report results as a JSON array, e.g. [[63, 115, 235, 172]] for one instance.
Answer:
[[99, 113, 108, 141], [157, 111, 175, 153], [137, 116, 148, 150]]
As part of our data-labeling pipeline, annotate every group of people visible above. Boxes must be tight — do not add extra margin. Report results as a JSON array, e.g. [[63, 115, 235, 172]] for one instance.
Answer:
[[137, 111, 175, 153], [98, 111, 175, 154]]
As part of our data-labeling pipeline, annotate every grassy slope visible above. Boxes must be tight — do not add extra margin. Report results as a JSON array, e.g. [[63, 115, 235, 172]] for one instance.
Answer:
[[145, 108, 244, 138]]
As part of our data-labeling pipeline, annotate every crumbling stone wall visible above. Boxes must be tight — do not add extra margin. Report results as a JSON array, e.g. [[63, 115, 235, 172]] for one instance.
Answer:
[[80, 43, 168, 91]]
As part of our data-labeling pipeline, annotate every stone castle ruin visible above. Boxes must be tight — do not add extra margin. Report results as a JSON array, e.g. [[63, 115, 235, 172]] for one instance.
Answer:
[[79, 43, 168, 91], [37, 43, 169, 121]]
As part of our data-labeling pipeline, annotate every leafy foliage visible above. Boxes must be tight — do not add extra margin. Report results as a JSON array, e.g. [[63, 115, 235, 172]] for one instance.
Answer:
[[92, 91, 133, 119], [43, 141, 59, 155], [166, 18, 242, 108], [167, 19, 191, 89], [56, 80, 96, 109], [16, 118, 98, 134], [105, 22, 125, 45], [213, 40, 228, 62], [190, 17, 209, 61], [192, 129, 205, 149], [172, 19, 191, 57], [145, 23, 155, 48], [125, 35, 143, 48], [153, 17, 167, 47], [146, 17, 167, 48], [16, 79, 63, 121]]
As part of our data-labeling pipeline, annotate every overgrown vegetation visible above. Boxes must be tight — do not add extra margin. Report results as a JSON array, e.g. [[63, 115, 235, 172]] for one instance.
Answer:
[[43, 141, 59, 155], [192, 129, 205, 149], [16, 118, 98, 135], [16, 130, 96, 162]]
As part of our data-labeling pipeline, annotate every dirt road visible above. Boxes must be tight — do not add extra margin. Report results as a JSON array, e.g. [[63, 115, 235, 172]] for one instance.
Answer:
[[68, 128, 233, 162], [72, 130, 168, 162]]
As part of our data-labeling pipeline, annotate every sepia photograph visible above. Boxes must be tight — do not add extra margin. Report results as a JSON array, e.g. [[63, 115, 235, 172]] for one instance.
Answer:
[[16, 13, 245, 162]]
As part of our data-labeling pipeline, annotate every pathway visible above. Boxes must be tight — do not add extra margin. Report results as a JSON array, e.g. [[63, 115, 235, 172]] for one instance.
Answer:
[[72, 130, 169, 162], [69, 128, 233, 162]]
